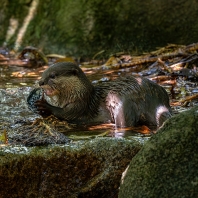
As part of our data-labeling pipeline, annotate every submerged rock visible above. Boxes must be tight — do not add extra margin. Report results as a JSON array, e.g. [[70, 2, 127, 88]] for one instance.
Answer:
[[0, 138, 142, 198], [119, 106, 198, 198]]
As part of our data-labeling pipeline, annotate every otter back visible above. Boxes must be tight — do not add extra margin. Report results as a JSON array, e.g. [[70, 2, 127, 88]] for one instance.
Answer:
[[94, 75, 172, 127]]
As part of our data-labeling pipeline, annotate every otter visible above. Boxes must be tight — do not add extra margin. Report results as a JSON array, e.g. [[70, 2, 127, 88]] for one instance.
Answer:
[[31, 62, 172, 127]]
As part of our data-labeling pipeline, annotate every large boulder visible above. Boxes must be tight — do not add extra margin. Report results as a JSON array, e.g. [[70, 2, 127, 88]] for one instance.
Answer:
[[0, 138, 142, 198], [119, 106, 198, 198]]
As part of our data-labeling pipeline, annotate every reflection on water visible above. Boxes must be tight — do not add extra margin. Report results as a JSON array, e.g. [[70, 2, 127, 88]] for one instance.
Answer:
[[0, 64, 39, 88]]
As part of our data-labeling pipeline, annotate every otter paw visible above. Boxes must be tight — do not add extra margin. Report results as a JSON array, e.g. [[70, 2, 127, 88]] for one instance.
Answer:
[[35, 99, 52, 117], [27, 87, 52, 117]]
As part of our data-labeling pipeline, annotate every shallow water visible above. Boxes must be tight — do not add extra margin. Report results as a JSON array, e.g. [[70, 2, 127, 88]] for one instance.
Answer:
[[0, 65, 38, 88]]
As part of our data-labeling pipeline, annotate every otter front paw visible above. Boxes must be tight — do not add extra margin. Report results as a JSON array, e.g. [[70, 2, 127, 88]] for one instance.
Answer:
[[27, 87, 52, 117], [35, 99, 52, 117]]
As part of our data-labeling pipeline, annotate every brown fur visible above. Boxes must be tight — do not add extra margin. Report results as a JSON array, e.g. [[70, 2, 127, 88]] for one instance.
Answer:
[[35, 62, 172, 127]]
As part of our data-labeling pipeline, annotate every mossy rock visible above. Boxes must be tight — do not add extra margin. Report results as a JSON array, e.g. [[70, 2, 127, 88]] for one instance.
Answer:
[[0, 137, 142, 198], [119, 106, 198, 198]]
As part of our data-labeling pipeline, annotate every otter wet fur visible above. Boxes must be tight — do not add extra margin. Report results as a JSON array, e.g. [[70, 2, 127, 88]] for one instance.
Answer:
[[32, 62, 172, 127]]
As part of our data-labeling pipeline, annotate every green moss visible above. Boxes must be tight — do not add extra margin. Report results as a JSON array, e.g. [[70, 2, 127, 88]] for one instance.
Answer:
[[0, 0, 29, 46], [0, 138, 142, 197]]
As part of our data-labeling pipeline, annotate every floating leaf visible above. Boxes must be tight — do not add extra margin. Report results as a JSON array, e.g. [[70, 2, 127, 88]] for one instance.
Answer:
[[0, 129, 8, 144], [55, 57, 75, 63]]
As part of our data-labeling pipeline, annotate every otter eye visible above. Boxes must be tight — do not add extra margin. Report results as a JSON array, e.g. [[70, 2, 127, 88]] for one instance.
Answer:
[[49, 73, 56, 78]]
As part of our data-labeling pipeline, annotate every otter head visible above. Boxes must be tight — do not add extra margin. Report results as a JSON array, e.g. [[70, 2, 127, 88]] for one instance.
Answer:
[[39, 62, 94, 108]]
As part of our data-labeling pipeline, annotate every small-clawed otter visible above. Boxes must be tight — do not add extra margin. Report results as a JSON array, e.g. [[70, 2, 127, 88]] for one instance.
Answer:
[[33, 62, 172, 127]]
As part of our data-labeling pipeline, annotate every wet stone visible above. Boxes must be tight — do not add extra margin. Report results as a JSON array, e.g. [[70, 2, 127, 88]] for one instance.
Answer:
[[27, 87, 43, 114]]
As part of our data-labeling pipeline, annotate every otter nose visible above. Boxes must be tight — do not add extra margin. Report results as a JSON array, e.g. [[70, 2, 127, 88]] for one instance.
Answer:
[[39, 80, 44, 86]]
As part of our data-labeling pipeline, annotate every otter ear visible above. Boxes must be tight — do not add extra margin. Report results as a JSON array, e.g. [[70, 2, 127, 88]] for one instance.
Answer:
[[71, 68, 79, 75]]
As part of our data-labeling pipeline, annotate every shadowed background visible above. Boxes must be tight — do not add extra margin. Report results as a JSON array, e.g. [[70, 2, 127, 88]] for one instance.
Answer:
[[1, 0, 198, 57]]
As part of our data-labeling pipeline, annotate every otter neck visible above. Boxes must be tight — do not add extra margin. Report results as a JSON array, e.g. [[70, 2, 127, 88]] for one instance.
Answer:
[[76, 86, 104, 122], [56, 80, 104, 122]]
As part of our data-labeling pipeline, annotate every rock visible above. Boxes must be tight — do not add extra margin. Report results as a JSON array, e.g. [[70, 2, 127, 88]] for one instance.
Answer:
[[0, 138, 142, 198], [119, 106, 198, 198]]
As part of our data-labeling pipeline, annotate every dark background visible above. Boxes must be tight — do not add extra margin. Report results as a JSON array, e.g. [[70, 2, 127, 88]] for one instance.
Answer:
[[1, 0, 198, 57]]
